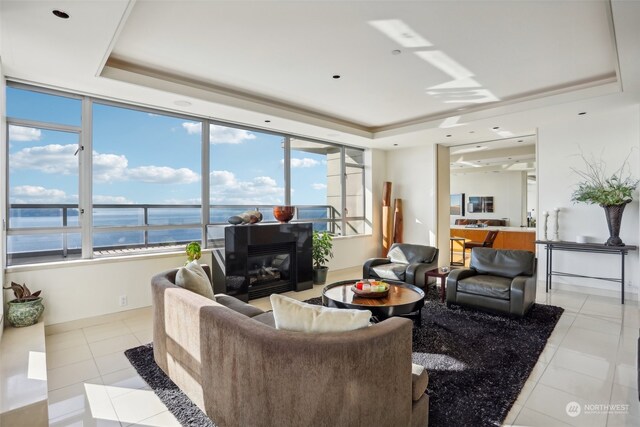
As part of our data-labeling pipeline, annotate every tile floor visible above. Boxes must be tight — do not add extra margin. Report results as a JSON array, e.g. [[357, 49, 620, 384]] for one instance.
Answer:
[[44, 267, 639, 427]]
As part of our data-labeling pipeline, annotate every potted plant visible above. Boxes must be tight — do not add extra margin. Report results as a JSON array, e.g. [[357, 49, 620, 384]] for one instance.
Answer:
[[2, 282, 44, 327], [571, 154, 638, 246], [185, 241, 202, 264], [312, 231, 334, 284]]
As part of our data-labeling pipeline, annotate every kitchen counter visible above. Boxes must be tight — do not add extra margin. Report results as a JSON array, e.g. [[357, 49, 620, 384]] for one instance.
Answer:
[[450, 226, 536, 252], [450, 225, 536, 233]]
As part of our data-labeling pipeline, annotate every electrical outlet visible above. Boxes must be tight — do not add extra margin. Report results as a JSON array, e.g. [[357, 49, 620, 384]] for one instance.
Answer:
[[119, 295, 128, 307]]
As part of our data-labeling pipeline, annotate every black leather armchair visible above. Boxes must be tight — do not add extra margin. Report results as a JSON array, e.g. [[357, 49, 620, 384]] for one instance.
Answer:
[[363, 243, 439, 288], [446, 248, 537, 317]]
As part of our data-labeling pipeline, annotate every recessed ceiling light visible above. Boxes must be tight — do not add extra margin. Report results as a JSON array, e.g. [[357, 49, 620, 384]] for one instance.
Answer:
[[446, 134, 452, 137], [508, 157, 512, 160], [392, 49, 402, 55], [393, 144, 398, 146], [469, 131, 475, 134], [518, 140, 523, 142], [52, 10, 70, 19], [578, 112, 587, 115], [476, 161, 481, 163], [332, 75, 341, 79], [264, 120, 271, 123], [492, 126, 500, 130], [174, 100, 191, 107], [515, 160, 520, 163]]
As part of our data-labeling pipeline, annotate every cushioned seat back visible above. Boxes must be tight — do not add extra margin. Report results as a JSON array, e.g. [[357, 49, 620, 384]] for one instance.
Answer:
[[388, 243, 437, 264], [470, 248, 535, 278]]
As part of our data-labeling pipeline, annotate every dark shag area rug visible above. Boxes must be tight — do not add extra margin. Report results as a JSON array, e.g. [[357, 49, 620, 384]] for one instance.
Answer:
[[126, 288, 563, 427]]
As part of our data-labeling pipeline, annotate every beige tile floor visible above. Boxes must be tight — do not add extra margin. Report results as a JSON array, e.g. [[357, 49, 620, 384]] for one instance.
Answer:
[[43, 266, 639, 427]]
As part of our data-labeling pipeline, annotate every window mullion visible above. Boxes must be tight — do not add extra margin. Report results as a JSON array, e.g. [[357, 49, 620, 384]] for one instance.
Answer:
[[284, 136, 291, 205], [80, 97, 93, 258], [202, 120, 210, 248], [340, 146, 346, 236]]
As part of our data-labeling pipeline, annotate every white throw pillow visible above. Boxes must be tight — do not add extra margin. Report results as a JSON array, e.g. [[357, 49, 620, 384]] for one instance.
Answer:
[[175, 261, 215, 301], [270, 293, 371, 333]]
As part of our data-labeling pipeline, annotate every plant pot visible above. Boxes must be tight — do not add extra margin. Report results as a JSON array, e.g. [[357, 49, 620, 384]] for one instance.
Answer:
[[313, 267, 329, 285], [602, 202, 629, 246], [7, 298, 44, 327]]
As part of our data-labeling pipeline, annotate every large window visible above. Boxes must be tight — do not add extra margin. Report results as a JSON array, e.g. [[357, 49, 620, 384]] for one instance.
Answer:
[[6, 87, 82, 264], [4, 84, 367, 265], [92, 103, 202, 252], [290, 139, 342, 233]]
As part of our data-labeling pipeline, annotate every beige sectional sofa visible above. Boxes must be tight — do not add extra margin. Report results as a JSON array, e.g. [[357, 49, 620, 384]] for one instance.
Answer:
[[151, 266, 430, 427]]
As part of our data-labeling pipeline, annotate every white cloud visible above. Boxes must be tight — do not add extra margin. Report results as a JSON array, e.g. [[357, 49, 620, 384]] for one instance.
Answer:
[[11, 144, 198, 185], [210, 125, 256, 144], [126, 166, 200, 184], [312, 183, 327, 190], [287, 158, 319, 168], [183, 122, 257, 144], [93, 195, 132, 204], [210, 170, 283, 204], [11, 144, 78, 174], [9, 126, 42, 142], [93, 152, 128, 183], [10, 185, 75, 204], [182, 122, 201, 135]]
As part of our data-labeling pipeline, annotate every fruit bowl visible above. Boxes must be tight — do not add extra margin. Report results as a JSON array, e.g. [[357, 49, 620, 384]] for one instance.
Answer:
[[351, 281, 390, 298]]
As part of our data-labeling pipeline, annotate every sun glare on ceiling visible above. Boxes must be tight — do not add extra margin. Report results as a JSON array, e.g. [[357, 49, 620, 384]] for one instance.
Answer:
[[369, 19, 433, 48], [369, 18, 500, 107], [415, 51, 473, 80]]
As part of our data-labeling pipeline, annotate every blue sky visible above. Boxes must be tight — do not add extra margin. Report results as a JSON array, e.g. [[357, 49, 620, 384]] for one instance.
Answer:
[[7, 87, 329, 206]]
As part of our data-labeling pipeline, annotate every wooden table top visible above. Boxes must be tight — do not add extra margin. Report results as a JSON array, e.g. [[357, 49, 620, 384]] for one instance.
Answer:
[[322, 280, 424, 307]]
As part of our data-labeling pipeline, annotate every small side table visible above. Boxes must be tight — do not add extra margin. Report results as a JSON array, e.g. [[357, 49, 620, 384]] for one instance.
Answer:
[[425, 268, 450, 303]]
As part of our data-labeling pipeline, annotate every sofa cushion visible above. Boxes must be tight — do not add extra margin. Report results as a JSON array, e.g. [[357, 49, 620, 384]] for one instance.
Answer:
[[371, 263, 406, 281], [252, 312, 276, 328], [470, 248, 535, 278], [411, 363, 429, 401], [270, 293, 371, 333], [458, 275, 512, 300], [215, 294, 264, 317], [175, 261, 215, 300]]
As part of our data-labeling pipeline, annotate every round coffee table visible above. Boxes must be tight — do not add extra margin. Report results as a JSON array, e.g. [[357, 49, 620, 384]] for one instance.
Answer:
[[322, 280, 425, 324]]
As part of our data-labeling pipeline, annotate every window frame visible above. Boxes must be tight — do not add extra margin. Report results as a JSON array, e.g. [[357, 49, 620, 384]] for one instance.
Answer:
[[4, 82, 369, 265]]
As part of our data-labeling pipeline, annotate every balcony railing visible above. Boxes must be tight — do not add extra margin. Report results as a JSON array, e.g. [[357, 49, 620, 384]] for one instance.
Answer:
[[7, 203, 340, 264]]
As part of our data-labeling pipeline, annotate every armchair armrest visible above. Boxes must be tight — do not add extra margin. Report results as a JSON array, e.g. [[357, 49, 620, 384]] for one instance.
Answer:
[[363, 257, 391, 279], [446, 268, 478, 305], [509, 274, 537, 317], [406, 257, 438, 287]]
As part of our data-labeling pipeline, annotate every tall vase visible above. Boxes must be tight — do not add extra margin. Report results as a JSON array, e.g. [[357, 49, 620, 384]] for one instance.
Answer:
[[603, 202, 628, 246]]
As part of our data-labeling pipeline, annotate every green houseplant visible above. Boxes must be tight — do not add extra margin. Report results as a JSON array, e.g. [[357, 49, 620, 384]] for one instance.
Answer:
[[2, 282, 44, 327], [571, 154, 638, 246], [312, 231, 334, 284], [185, 241, 202, 265]]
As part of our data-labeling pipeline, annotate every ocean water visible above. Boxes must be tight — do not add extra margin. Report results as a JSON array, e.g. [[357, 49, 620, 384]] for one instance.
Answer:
[[8, 206, 332, 254]]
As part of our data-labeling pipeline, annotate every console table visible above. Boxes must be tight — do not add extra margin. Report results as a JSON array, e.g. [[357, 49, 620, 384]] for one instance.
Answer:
[[535, 240, 637, 304]]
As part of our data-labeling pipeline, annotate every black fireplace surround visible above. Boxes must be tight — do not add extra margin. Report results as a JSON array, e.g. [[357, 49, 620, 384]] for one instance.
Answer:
[[214, 223, 313, 301]]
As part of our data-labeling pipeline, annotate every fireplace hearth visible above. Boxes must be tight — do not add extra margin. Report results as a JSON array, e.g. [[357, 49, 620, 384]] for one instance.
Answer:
[[214, 223, 313, 301]]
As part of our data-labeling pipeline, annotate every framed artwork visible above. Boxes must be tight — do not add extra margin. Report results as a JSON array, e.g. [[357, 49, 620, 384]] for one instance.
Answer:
[[450, 193, 465, 216], [468, 196, 494, 213]]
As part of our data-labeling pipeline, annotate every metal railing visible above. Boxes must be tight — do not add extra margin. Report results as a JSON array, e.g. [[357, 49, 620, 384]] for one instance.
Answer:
[[7, 203, 341, 262]]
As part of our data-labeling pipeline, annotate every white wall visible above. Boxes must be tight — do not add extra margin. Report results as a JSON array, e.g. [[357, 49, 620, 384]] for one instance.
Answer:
[[385, 146, 438, 247], [450, 171, 527, 226], [537, 105, 640, 297]]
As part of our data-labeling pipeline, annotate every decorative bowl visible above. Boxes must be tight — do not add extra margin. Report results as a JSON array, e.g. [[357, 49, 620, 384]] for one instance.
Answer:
[[351, 282, 390, 298], [273, 206, 295, 223]]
